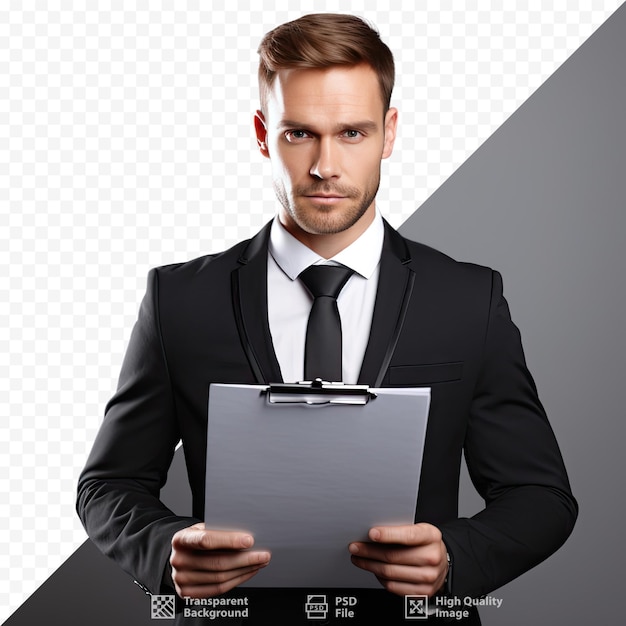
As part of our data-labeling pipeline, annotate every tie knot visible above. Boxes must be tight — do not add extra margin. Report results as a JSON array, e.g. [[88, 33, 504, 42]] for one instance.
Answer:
[[299, 265, 354, 299]]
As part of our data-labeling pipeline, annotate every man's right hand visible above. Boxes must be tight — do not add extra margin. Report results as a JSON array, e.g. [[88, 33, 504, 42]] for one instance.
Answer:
[[170, 522, 271, 598]]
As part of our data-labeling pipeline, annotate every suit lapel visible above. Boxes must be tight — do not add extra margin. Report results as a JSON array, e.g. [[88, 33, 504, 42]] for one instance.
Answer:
[[231, 221, 283, 384], [358, 221, 415, 387], [232, 219, 415, 386]]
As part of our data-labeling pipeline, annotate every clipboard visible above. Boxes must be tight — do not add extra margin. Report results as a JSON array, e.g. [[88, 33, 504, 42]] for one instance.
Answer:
[[204, 381, 431, 588]]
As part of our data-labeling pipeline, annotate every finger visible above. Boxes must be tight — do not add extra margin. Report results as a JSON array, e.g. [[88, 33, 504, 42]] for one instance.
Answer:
[[374, 577, 443, 598], [171, 548, 271, 574], [173, 559, 270, 587], [175, 567, 265, 599], [350, 555, 446, 598], [368, 523, 441, 546], [172, 527, 255, 552], [348, 541, 442, 568], [350, 554, 441, 587]]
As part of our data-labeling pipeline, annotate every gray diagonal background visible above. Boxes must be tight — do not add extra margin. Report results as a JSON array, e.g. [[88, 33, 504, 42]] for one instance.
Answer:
[[3, 3, 625, 625], [401, 4, 625, 623]]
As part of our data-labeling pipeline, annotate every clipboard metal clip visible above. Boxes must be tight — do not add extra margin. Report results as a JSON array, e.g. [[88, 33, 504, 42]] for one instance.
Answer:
[[265, 379, 376, 405]]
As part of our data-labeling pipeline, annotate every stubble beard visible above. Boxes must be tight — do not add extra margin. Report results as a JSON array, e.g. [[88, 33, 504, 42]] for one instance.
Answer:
[[274, 176, 381, 236]]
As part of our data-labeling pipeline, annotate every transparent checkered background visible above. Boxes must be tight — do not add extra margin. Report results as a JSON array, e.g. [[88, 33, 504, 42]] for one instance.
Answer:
[[0, 0, 620, 620]]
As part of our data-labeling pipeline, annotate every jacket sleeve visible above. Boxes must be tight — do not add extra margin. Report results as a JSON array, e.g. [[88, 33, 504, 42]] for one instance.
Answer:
[[439, 270, 578, 599], [76, 269, 200, 594]]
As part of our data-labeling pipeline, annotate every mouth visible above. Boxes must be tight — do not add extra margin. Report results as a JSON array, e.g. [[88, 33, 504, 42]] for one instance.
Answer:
[[304, 194, 347, 205]]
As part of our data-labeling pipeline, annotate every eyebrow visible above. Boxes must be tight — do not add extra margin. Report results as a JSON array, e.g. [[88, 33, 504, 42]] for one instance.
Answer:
[[276, 119, 380, 133]]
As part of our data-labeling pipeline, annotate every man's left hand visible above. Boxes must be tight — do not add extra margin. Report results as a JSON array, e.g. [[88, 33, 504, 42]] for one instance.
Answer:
[[348, 523, 448, 597]]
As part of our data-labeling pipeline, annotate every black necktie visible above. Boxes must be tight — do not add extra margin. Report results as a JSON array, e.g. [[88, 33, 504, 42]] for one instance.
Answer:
[[299, 264, 354, 382]]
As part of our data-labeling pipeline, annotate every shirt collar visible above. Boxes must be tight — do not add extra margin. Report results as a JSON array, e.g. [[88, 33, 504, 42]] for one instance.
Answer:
[[269, 210, 385, 280]]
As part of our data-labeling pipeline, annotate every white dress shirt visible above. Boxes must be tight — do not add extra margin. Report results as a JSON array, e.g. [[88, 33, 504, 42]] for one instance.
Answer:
[[267, 211, 384, 384]]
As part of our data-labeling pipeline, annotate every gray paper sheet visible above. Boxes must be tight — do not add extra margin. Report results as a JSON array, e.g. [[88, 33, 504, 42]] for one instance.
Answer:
[[204, 384, 430, 588]]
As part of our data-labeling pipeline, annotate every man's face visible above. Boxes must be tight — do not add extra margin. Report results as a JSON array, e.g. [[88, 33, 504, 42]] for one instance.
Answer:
[[255, 64, 397, 242]]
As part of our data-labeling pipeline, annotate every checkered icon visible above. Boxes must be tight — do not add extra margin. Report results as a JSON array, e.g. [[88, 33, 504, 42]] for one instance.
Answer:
[[151, 595, 176, 619]]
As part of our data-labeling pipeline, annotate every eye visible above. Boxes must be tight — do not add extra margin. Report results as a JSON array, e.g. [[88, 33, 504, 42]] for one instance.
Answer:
[[342, 129, 363, 142], [284, 130, 311, 143]]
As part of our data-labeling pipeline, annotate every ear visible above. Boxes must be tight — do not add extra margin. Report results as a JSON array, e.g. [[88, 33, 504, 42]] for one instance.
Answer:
[[382, 107, 398, 159], [254, 110, 270, 158]]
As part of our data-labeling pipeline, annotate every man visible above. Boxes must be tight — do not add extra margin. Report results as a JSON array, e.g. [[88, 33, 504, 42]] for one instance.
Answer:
[[77, 13, 577, 624]]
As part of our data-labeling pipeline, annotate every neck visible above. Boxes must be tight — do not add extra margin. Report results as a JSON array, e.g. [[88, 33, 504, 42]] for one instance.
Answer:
[[279, 207, 376, 259]]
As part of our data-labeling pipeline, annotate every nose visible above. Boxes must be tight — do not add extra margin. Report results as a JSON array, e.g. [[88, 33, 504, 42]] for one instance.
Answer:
[[310, 136, 341, 180]]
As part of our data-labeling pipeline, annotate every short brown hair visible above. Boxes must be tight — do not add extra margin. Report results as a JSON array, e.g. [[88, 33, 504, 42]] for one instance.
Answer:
[[257, 13, 395, 114]]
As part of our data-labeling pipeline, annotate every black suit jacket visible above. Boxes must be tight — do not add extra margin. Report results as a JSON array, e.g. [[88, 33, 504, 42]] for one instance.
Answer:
[[77, 220, 577, 607]]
